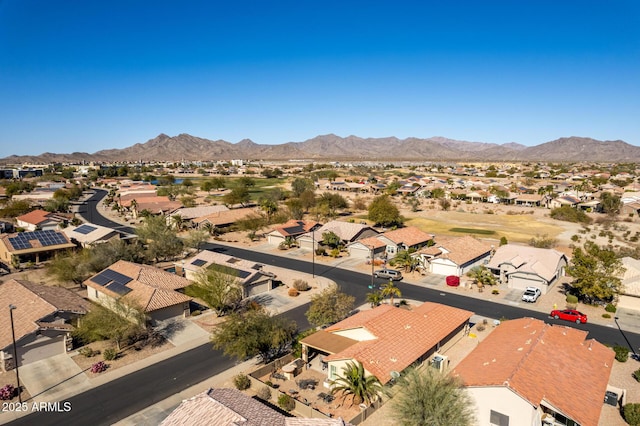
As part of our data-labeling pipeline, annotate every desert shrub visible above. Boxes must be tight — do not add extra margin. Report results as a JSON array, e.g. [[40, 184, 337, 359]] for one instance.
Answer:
[[191, 310, 201, 316], [293, 279, 310, 291], [90, 361, 108, 374], [605, 303, 617, 313], [623, 403, 640, 425], [529, 234, 557, 248], [0, 384, 15, 400], [233, 374, 251, 390], [315, 247, 326, 256], [265, 380, 274, 387], [634, 369, 640, 383], [550, 205, 592, 224], [256, 386, 272, 401], [288, 288, 299, 297], [330, 248, 340, 258], [103, 348, 118, 361], [602, 313, 611, 319], [79, 347, 97, 358], [476, 324, 486, 332], [614, 345, 629, 362], [566, 294, 579, 305], [492, 289, 499, 295], [278, 393, 295, 411]]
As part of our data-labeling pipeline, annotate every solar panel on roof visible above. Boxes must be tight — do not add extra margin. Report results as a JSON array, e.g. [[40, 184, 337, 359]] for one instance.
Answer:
[[283, 225, 305, 234], [101, 269, 133, 285], [75, 224, 97, 235], [106, 282, 132, 296], [191, 259, 207, 267], [91, 272, 112, 286]]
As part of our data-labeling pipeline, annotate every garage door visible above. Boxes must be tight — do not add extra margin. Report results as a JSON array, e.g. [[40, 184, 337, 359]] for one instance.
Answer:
[[19, 335, 65, 367], [151, 304, 186, 323], [509, 275, 546, 292], [348, 246, 371, 259], [431, 263, 458, 277]]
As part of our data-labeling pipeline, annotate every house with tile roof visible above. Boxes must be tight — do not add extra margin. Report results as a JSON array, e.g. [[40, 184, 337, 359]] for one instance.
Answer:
[[417, 235, 493, 277], [62, 223, 121, 247], [0, 279, 90, 370], [297, 221, 378, 251], [177, 250, 276, 298], [84, 260, 192, 323], [487, 244, 567, 294], [266, 219, 320, 246], [0, 229, 76, 267], [375, 226, 434, 258], [16, 209, 68, 231], [166, 205, 229, 228], [345, 236, 387, 259], [193, 207, 260, 229], [160, 387, 351, 426], [454, 318, 615, 426], [300, 302, 473, 385]]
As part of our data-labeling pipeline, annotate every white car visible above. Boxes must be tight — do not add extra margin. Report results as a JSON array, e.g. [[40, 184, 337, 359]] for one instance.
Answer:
[[522, 287, 541, 303]]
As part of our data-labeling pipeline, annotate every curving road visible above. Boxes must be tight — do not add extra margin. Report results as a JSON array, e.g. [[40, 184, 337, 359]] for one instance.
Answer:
[[10, 191, 639, 425]]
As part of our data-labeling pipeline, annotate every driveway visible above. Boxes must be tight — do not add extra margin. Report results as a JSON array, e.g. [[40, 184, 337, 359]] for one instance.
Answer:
[[19, 353, 92, 403]]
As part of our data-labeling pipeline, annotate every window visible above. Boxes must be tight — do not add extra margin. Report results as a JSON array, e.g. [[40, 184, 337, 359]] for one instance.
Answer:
[[490, 410, 509, 426], [329, 365, 337, 379]]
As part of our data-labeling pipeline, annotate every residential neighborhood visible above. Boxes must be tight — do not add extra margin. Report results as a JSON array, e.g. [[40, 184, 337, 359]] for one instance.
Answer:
[[1, 160, 640, 425]]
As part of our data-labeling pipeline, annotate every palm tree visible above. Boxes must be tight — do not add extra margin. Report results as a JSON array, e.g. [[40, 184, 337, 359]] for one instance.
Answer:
[[330, 361, 382, 407], [366, 291, 384, 308], [390, 250, 419, 272], [380, 280, 402, 306], [390, 366, 475, 426]]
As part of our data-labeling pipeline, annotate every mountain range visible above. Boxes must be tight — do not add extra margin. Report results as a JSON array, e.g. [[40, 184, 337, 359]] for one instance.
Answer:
[[2, 134, 638, 164]]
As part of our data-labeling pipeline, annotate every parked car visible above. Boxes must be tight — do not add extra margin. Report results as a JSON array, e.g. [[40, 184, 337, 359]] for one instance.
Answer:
[[374, 269, 403, 281], [550, 309, 587, 324], [521, 286, 541, 303]]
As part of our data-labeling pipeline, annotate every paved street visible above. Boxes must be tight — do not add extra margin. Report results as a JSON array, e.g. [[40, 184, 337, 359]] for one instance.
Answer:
[[6, 189, 639, 425]]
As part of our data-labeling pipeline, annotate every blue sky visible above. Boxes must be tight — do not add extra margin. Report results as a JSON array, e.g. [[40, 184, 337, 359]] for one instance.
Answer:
[[0, 0, 638, 158]]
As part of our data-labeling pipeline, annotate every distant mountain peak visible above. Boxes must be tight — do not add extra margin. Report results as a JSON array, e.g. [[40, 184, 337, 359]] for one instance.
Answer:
[[0, 133, 636, 163]]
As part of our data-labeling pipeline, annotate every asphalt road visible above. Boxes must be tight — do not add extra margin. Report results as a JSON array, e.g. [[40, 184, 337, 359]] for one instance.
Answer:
[[11, 191, 639, 425]]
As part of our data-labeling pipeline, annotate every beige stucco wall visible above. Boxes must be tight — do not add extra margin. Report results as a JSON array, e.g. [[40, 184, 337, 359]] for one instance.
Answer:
[[466, 386, 540, 426]]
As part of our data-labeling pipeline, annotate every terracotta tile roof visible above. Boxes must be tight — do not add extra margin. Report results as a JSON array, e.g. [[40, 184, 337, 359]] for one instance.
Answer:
[[16, 209, 51, 226], [168, 205, 229, 220], [0, 279, 89, 349], [454, 318, 614, 426], [430, 235, 493, 265], [270, 220, 319, 237], [160, 388, 286, 426], [488, 245, 566, 282], [84, 260, 192, 313], [324, 303, 473, 384], [353, 236, 386, 250], [193, 207, 259, 227], [161, 387, 351, 426], [134, 197, 183, 214], [379, 226, 433, 247], [316, 221, 378, 242]]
